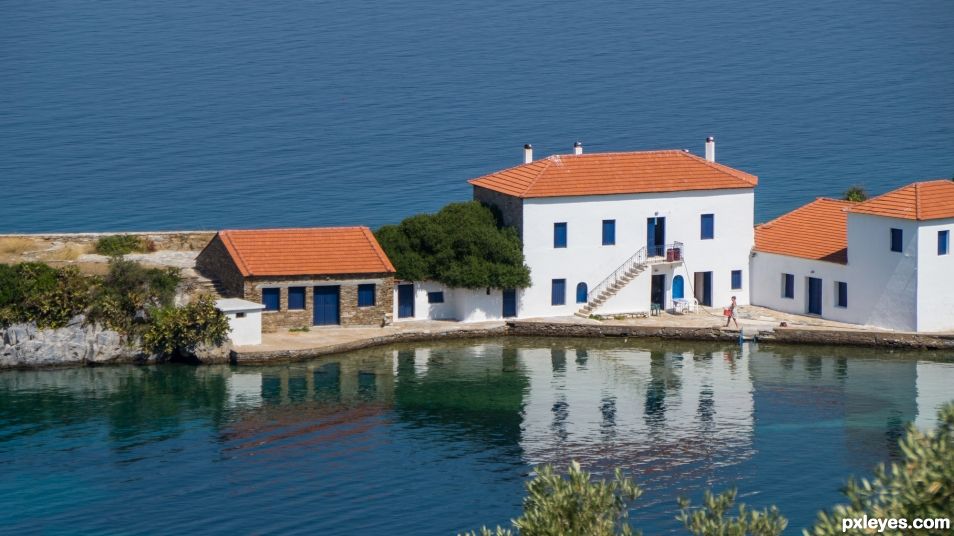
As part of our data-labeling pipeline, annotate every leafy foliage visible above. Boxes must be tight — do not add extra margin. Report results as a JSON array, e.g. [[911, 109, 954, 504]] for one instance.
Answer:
[[375, 201, 531, 289], [462, 461, 643, 536], [805, 402, 954, 535], [94, 234, 150, 256], [843, 186, 869, 202], [87, 258, 180, 333], [0, 262, 92, 328], [677, 488, 787, 536], [142, 295, 230, 357]]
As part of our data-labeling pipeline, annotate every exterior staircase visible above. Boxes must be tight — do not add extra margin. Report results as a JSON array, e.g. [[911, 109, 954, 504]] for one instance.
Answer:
[[575, 242, 683, 318], [189, 275, 233, 299]]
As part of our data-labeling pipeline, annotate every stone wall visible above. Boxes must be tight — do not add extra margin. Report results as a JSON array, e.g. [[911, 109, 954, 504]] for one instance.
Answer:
[[474, 186, 523, 238], [0, 231, 215, 251], [194, 234, 245, 297], [506, 320, 739, 341], [244, 274, 395, 331]]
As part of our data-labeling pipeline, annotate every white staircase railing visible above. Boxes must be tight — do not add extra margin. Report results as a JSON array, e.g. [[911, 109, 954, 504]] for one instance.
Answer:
[[584, 241, 685, 307]]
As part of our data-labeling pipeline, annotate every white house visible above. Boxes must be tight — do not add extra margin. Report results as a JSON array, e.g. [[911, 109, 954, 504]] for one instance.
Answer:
[[394, 139, 758, 321], [751, 180, 954, 332], [215, 298, 266, 345]]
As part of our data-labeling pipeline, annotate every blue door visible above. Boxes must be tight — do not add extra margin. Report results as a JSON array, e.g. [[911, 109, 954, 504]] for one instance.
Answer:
[[502, 288, 517, 318], [313, 286, 340, 326], [807, 277, 823, 315], [672, 275, 684, 299], [397, 284, 415, 318], [647, 217, 666, 257]]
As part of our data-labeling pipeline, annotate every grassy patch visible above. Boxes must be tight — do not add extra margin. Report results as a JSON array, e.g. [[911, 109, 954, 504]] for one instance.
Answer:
[[0, 237, 38, 256], [94, 235, 148, 256], [289, 326, 311, 333]]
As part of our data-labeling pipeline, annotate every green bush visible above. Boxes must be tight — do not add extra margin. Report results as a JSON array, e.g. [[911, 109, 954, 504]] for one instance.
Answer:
[[375, 201, 531, 289], [843, 186, 869, 202], [142, 295, 230, 357], [678, 489, 787, 535], [87, 258, 180, 333], [94, 234, 148, 256], [0, 262, 92, 328]]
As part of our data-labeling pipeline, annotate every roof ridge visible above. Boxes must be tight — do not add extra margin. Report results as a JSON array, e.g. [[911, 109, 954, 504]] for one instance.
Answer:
[[680, 151, 758, 185], [219, 231, 251, 276], [360, 227, 396, 273], [523, 158, 554, 195], [221, 226, 366, 233]]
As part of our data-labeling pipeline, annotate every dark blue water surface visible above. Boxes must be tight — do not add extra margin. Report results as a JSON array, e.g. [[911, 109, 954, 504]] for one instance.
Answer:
[[1, 339, 953, 535], [1, 0, 953, 233]]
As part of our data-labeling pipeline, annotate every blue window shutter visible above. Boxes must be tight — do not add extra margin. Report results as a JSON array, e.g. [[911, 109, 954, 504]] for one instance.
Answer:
[[288, 287, 306, 310], [890, 228, 903, 252], [551, 279, 566, 305], [427, 291, 444, 304], [837, 281, 848, 307], [782, 274, 794, 299], [731, 270, 742, 290], [701, 214, 714, 240], [262, 288, 280, 311], [602, 220, 615, 245], [939, 230, 949, 255], [554, 223, 567, 248], [357, 284, 376, 307]]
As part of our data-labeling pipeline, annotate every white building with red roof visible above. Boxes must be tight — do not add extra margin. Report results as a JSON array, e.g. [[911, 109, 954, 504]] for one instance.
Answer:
[[751, 180, 954, 332], [407, 139, 758, 319]]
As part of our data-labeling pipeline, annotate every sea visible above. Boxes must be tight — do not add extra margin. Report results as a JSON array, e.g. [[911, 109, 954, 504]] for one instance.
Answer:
[[1, 0, 952, 232]]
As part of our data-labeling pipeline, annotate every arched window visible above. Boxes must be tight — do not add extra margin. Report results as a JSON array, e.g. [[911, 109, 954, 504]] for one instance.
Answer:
[[672, 275, 684, 299], [576, 282, 588, 303]]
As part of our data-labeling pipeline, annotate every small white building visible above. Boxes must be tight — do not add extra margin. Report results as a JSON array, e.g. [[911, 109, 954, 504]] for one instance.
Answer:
[[394, 139, 757, 321], [215, 298, 266, 345], [751, 180, 954, 332]]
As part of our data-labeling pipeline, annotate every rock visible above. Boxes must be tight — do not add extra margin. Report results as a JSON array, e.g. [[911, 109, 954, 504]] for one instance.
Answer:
[[66, 314, 86, 328], [187, 340, 234, 365], [0, 321, 136, 369]]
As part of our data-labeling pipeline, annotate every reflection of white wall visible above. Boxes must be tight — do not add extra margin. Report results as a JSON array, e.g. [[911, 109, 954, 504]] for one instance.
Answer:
[[915, 361, 954, 429], [228, 372, 263, 408]]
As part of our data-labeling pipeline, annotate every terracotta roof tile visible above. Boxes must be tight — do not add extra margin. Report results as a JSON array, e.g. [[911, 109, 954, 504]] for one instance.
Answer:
[[468, 150, 757, 198], [755, 198, 852, 264], [847, 179, 954, 221], [218, 227, 395, 277]]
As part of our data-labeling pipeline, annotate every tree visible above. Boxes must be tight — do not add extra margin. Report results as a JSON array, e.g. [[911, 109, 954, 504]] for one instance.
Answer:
[[142, 295, 230, 357], [375, 201, 531, 289], [843, 186, 868, 202], [677, 489, 787, 535]]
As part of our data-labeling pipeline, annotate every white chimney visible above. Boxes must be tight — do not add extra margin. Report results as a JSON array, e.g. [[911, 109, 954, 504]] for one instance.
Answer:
[[573, 141, 583, 155], [705, 136, 715, 162], [523, 144, 533, 164]]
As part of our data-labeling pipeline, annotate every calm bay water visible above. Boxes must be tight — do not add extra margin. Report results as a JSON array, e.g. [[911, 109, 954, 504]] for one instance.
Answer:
[[1, 1, 953, 233], [1, 339, 952, 535]]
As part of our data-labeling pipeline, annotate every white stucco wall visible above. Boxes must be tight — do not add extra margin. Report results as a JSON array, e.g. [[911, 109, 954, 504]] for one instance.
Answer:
[[392, 282, 517, 322], [845, 213, 920, 331], [519, 189, 755, 318], [916, 218, 954, 332], [392, 281, 456, 321], [749, 252, 855, 323]]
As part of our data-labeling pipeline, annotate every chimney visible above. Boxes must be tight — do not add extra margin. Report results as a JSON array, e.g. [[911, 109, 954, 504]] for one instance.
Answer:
[[705, 136, 715, 162], [573, 141, 583, 155], [523, 144, 533, 164]]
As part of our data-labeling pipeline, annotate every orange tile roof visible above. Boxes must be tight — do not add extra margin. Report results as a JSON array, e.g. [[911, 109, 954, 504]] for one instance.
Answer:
[[468, 150, 757, 198], [846, 180, 954, 221], [218, 227, 395, 277], [755, 198, 852, 264]]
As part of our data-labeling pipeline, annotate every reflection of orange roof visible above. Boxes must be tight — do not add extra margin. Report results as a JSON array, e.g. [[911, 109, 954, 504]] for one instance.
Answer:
[[755, 198, 851, 264], [468, 150, 757, 198], [218, 227, 396, 277], [847, 180, 954, 221]]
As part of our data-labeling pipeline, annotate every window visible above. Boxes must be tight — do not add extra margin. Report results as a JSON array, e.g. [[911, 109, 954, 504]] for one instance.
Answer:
[[701, 214, 714, 240], [236, 312, 246, 319], [262, 288, 280, 311], [890, 228, 903, 252], [731, 270, 742, 290], [553, 222, 567, 248], [427, 291, 444, 304], [939, 230, 950, 256], [602, 220, 616, 245], [576, 282, 588, 303], [782, 273, 794, 299], [551, 279, 566, 306], [357, 284, 376, 307], [288, 287, 306, 310], [836, 281, 848, 308]]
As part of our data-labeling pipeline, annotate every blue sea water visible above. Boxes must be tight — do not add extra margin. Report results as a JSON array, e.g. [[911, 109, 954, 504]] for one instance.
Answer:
[[1, 0, 953, 233]]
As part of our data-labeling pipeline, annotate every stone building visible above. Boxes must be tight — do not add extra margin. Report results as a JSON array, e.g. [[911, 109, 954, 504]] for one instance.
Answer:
[[196, 227, 396, 331]]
